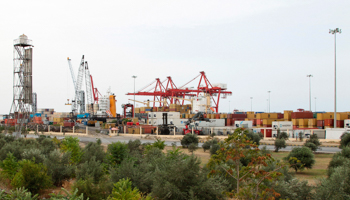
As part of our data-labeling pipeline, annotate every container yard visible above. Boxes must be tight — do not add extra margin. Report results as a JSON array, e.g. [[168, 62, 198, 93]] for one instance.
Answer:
[[1, 34, 350, 141]]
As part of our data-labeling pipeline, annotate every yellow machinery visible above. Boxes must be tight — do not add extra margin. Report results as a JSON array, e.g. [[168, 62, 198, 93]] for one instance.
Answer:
[[109, 94, 117, 117]]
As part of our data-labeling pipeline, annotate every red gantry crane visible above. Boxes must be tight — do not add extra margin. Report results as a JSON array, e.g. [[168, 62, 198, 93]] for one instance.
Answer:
[[126, 71, 232, 113]]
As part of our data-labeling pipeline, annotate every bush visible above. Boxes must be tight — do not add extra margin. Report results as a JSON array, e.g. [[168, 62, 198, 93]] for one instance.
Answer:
[[49, 188, 86, 200], [0, 187, 39, 200], [304, 134, 321, 152], [316, 161, 350, 199], [76, 157, 104, 183], [272, 179, 313, 200], [107, 142, 128, 166], [39, 138, 57, 155], [244, 130, 262, 145], [202, 139, 219, 152], [340, 132, 350, 149], [127, 139, 143, 154], [276, 130, 289, 140], [181, 134, 198, 148], [60, 136, 82, 164], [44, 149, 75, 186], [284, 147, 315, 172], [274, 139, 286, 152], [0, 141, 24, 161], [210, 144, 220, 155], [21, 148, 45, 164], [0, 153, 20, 180], [188, 143, 197, 154], [73, 177, 112, 200], [11, 159, 52, 194], [81, 141, 106, 163], [107, 178, 142, 200], [152, 138, 166, 150]]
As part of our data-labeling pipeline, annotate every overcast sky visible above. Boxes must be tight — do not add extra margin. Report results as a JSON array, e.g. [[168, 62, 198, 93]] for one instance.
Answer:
[[1, 0, 350, 114]]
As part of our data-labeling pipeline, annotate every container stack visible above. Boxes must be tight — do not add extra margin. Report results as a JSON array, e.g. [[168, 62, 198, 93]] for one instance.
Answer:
[[291, 111, 313, 129]]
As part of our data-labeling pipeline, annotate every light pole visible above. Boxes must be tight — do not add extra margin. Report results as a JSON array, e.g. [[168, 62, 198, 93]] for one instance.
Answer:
[[307, 74, 313, 111], [132, 75, 137, 118], [250, 97, 253, 111], [229, 100, 230, 113], [314, 97, 317, 112], [329, 28, 341, 128], [268, 91, 271, 113]]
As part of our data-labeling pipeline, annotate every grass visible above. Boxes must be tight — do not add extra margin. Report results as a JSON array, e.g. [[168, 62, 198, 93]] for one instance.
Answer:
[[164, 145, 335, 185]]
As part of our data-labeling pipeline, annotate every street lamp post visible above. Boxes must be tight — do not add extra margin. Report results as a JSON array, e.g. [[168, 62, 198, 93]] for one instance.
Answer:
[[329, 28, 341, 128], [268, 91, 271, 113], [307, 74, 313, 111], [229, 100, 230, 113], [315, 97, 317, 112], [250, 97, 253, 111], [132, 75, 137, 118]]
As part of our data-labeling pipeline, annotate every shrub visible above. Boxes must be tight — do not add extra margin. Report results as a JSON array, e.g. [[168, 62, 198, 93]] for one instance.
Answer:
[[0, 153, 20, 180], [76, 157, 104, 183], [202, 139, 219, 152], [274, 139, 286, 152], [107, 178, 142, 200], [21, 148, 45, 164], [276, 130, 289, 140], [73, 177, 112, 200], [304, 134, 321, 152], [127, 139, 143, 154], [0, 141, 24, 161], [11, 159, 52, 194], [60, 136, 82, 164], [152, 138, 166, 150], [210, 144, 220, 155], [81, 141, 106, 163], [316, 161, 350, 199], [49, 188, 86, 200], [340, 132, 350, 149], [188, 143, 197, 154], [284, 147, 315, 172], [273, 179, 313, 200], [244, 130, 262, 145], [39, 138, 57, 155], [181, 134, 198, 148], [0, 187, 39, 200], [44, 149, 74, 186], [107, 142, 128, 166]]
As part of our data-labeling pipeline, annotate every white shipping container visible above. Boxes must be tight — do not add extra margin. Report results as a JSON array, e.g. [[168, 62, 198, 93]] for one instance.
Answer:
[[148, 112, 180, 119], [272, 121, 293, 130], [326, 128, 346, 139], [234, 121, 253, 128], [345, 119, 350, 129], [172, 119, 225, 127]]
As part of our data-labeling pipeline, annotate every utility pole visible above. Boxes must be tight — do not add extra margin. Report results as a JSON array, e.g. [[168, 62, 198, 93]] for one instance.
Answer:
[[132, 75, 137, 118], [307, 74, 313, 111], [329, 28, 341, 128]]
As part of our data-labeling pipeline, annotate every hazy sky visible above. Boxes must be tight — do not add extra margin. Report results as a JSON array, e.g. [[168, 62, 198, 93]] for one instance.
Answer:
[[1, 0, 349, 114]]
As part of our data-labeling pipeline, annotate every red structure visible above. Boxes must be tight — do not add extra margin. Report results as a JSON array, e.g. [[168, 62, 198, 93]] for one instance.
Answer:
[[90, 75, 102, 104], [127, 71, 232, 113]]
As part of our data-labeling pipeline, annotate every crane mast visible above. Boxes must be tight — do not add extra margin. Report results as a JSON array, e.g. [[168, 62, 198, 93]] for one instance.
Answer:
[[67, 58, 77, 112], [84, 61, 94, 113], [74, 55, 85, 114]]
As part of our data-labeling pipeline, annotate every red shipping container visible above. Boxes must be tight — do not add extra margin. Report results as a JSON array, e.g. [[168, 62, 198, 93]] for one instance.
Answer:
[[252, 119, 257, 126], [261, 129, 272, 137], [256, 119, 263, 125], [337, 120, 344, 128], [277, 113, 284, 119], [215, 114, 220, 119], [227, 114, 232, 119], [324, 119, 334, 126], [293, 125, 298, 129], [317, 120, 324, 127], [226, 118, 232, 126], [203, 114, 207, 118], [263, 125, 272, 127], [291, 111, 313, 119], [231, 114, 247, 118]]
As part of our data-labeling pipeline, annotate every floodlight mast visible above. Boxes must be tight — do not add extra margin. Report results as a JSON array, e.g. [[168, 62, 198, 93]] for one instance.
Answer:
[[329, 28, 341, 128]]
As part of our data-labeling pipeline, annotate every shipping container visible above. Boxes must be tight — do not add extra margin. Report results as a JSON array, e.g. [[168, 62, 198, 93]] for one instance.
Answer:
[[324, 119, 334, 127], [234, 121, 253, 128], [272, 121, 293, 130], [291, 112, 313, 119]]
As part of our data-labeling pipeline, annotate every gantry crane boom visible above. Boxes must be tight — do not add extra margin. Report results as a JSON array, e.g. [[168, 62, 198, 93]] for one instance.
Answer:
[[67, 57, 77, 111], [84, 61, 93, 105]]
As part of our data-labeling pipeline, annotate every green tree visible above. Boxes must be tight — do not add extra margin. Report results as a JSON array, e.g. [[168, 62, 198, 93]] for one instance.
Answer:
[[276, 129, 289, 140], [0, 153, 20, 180], [60, 136, 83, 164], [340, 132, 350, 149], [274, 139, 286, 152], [107, 178, 142, 200], [207, 128, 283, 199], [284, 147, 315, 172], [107, 142, 128, 166], [11, 159, 52, 194], [181, 134, 199, 148], [304, 134, 321, 152]]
